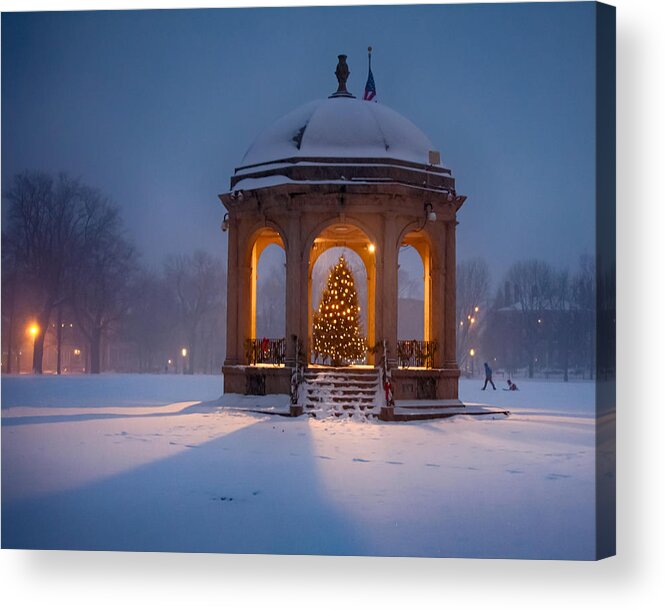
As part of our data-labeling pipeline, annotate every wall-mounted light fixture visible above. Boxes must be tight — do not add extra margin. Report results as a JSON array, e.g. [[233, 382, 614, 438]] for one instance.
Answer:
[[425, 202, 437, 223], [221, 213, 230, 232]]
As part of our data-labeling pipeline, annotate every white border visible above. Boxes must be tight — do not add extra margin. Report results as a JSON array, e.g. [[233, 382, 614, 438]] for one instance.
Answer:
[[1, 1, 664, 608]]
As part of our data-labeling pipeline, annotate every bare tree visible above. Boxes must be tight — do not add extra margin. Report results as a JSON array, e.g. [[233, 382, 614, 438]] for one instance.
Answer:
[[69, 189, 136, 374], [123, 269, 178, 372], [4, 172, 87, 373], [165, 251, 224, 374], [571, 255, 596, 379], [504, 260, 558, 378], [2, 231, 20, 373], [456, 258, 490, 367]]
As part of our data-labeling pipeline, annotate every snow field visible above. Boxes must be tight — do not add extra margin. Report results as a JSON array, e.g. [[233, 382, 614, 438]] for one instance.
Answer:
[[1, 375, 600, 558]]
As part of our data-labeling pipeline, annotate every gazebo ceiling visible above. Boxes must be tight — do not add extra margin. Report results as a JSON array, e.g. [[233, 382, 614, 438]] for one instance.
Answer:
[[314, 224, 370, 247]]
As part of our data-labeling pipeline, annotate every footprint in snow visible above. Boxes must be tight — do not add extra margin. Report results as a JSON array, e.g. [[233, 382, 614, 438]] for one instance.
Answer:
[[316, 455, 333, 460], [385, 461, 403, 465], [506, 469, 524, 474], [352, 458, 371, 463], [546, 473, 572, 480], [425, 463, 441, 468]]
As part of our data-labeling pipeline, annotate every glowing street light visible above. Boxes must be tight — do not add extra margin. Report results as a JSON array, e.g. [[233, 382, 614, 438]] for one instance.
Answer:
[[28, 323, 40, 338], [181, 347, 188, 375], [368, 243, 376, 253], [474, 306, 479, 313], [469, 348, 476, 377]]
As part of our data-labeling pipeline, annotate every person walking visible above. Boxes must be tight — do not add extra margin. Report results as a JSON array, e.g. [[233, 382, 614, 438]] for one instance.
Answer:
[[482, 362, 496, 390]]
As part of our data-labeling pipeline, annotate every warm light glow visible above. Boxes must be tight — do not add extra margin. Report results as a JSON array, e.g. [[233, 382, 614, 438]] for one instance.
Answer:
[[168, 359, 172, 365], [181, 348, 188, 357], [368, 243, 376, 253], [470, 317, 476, 324], [73, 348, 81, 356], [28, 324, 40, 337], [474, 306, 479, 313], [469, 348, 475, 357]]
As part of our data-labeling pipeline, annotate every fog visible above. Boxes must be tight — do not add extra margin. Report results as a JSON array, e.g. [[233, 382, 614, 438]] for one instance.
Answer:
[[3, 4, 596, 286]]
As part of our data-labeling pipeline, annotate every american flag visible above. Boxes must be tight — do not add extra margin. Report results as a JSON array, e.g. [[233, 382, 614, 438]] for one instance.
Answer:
[[364, 63, 376, 101]]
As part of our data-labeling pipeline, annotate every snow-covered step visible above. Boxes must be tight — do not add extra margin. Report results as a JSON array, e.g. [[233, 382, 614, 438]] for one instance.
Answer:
[[386, 405, 510, 422], [301, 367, 382, 418]]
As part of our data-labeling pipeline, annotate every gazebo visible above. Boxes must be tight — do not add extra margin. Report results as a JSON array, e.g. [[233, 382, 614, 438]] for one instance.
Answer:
[[219, 55, 466, 419]]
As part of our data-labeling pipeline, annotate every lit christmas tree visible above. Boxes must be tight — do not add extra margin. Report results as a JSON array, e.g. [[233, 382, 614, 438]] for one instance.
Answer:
[[313, 255, 366, 366]]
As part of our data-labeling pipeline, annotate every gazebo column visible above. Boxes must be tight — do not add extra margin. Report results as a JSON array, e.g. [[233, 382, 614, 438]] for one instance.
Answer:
[[443, 220, 458, 369], [224, 217, 240, 365], [381, 215, 399, 368], [431, 258, 446, 368], [237, 263, 253, 364], [357, 249, 376, 365], [285, 215, 302, 367], [301, 258, 311, 364]]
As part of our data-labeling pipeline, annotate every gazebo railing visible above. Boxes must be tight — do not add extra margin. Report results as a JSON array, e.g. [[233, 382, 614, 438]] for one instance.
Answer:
[[397, 340, 438, 369], [246, 338, 286, 365]]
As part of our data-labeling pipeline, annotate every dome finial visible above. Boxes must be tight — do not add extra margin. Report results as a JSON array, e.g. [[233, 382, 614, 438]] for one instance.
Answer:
[[330, 54, 355, 99]]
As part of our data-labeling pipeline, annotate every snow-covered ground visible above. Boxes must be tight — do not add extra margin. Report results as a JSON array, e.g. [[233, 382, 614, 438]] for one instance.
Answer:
[[1, 374, 601, 559]]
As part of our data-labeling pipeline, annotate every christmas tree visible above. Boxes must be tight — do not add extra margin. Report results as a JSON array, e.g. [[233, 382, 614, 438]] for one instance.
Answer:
[[313, 255, 366, 366]]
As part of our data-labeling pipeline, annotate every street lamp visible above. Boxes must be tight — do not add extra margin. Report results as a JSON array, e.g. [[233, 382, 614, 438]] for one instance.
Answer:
[[181, 347, 188, 375], [26, 323, 40, 374], [469, 348, 476, 377]]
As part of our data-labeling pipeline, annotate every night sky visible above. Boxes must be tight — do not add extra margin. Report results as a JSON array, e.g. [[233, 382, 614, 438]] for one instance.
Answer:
[[2, 3, 596, 284]]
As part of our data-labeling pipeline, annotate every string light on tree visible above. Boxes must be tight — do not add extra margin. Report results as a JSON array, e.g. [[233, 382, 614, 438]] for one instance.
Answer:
[[312, 255, 366, 366]]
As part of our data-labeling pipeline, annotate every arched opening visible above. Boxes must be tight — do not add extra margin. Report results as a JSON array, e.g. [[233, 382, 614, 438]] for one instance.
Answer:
[[247, 227, 286, 366], [398, 244, 425, 340], [397, 231, 435, 368], [255, 244, 285, 338], [307, 222, 376, 365]]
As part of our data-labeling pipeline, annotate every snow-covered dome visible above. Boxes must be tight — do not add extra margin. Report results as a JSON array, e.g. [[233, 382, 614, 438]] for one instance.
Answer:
[[240, 97, 436, 168]]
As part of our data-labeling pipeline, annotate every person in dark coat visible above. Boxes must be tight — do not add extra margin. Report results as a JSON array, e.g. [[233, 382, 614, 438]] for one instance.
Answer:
[[505, 378, 519, 391], [482, 362, 496, 390]]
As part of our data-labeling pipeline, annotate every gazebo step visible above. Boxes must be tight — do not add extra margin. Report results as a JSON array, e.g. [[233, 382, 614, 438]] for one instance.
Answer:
[[382, 405, 510, 422], [306, 387, 377, 395], [306, 396, 375, 404], [304, 403, 377, 411], [304, 374, 378, 383], [301, 367, 382, 416]]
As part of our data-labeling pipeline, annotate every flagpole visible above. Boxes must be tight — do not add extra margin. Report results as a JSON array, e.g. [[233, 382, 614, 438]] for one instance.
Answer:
[[368, 46, 372, 71]]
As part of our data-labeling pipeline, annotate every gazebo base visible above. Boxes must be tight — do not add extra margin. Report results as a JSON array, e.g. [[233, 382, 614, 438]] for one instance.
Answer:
[[391, 367, 461, 401], [223, 364, 461, 401], [379, 403, 509, 422], [222, 364, 292, 396]]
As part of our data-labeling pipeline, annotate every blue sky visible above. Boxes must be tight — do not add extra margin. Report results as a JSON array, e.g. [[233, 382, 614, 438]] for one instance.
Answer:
[[2, 2, 596, 283]]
